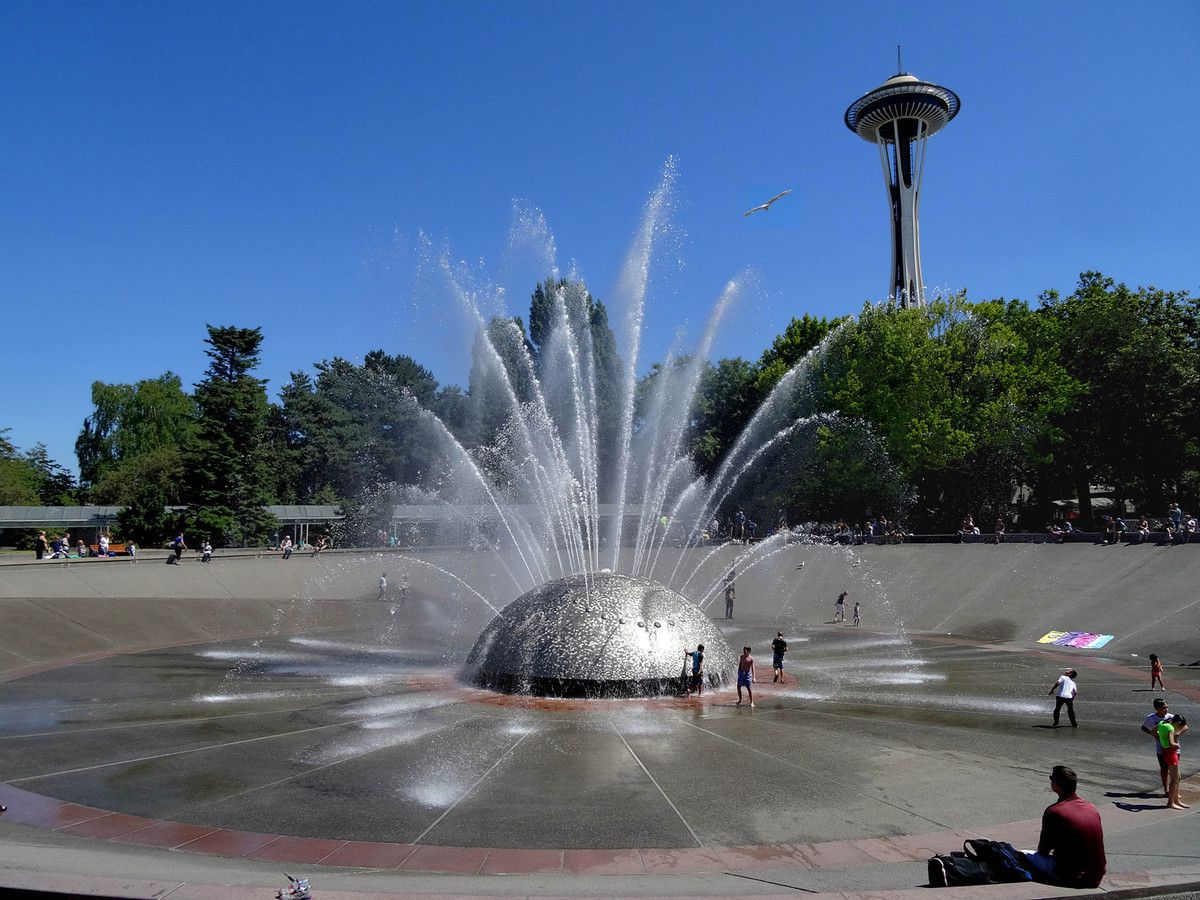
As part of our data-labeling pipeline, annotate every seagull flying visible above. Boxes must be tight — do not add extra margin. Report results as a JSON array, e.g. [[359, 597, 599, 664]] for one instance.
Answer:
[[743, 189, 793, 217]]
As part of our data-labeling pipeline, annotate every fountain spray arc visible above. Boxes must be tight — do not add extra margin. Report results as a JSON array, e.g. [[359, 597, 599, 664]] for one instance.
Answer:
[[413, 162, 832, 696]]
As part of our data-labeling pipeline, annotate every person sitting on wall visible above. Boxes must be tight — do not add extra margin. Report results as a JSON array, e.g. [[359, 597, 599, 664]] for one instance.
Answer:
[[1051, 520, 1075, 543], [957, 515, 976, 543], [1136, 517, 1151, 544], [1101, 515, 1118, 545]]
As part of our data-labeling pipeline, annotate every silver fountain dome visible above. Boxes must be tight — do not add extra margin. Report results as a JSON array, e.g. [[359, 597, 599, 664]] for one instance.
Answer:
[[466, 573, 737, 697]]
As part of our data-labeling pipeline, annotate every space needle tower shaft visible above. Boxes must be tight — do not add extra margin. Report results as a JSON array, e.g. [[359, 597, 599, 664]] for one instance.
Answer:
[[844, 59, 960, 307]]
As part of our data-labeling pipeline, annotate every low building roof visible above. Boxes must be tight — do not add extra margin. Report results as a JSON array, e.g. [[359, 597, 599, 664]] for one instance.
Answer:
[[0, 505, 344, 528], [0, 506, 125, 527]]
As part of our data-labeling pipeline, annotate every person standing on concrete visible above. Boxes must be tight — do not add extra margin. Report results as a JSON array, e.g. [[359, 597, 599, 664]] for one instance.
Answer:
[[1049, 669, 1079, 727], [688, 644, 705, 696], [1149, 653, 1164, 690], [34, 531, 48, 560], [1142, 698, 1175, 797], [771, 631, 788, 683], [736, 646, 755, 707], [835, 591, 847, 623], [172, 532, 187, 563], [724, 582, 735, 619], [853, 601, 861, 626], [378, 573, 387, 601], [1158, 714, 1189, 810], [1024, 765, 1106, 888]]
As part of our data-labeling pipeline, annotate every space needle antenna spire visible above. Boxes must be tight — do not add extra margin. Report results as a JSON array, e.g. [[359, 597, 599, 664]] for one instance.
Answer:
[[844, 62, 960, 308]]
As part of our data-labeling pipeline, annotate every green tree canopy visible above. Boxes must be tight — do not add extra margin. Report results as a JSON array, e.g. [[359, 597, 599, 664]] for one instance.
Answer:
[[0, 429, 74, 505], [1038, 272, 1199, 517], [817, 294, 1078, 528], [754, 313, 844, 399], [75, 373, 196, 504], [271, 350, 453, 504]]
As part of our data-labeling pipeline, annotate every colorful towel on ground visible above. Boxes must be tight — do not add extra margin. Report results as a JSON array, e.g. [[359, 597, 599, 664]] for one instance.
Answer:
[[1037, 630, 1113, 649]]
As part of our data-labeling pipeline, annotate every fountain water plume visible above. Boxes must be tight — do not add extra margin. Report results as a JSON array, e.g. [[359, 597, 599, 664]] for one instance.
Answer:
[[392, 164, 865, 696], [405, 396, 539, 593], [608, 159, 679, 569], [630, 276, 742, 579], [664, 329, 845, 589]]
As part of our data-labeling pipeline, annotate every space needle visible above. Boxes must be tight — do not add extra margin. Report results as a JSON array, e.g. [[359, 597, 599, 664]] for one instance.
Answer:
[[845, 57, 960, 308]]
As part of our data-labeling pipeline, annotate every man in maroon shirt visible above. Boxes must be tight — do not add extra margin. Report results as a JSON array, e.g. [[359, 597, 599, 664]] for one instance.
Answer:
[[1026, 765, 1106, 888]]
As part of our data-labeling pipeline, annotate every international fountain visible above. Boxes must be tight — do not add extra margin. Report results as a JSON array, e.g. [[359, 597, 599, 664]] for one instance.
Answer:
[[400, 161, 841, 697]]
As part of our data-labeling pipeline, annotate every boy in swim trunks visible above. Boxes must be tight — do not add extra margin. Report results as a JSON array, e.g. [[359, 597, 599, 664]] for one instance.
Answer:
[[771, 631, 787, 683], [736, 646, 755, 707]]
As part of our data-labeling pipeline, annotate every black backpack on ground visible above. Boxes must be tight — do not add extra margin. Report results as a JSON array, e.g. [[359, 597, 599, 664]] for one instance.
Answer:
[[929, 839, 1034, 887], [963, 839, 1034, 883], [928, 850, 992, 887]]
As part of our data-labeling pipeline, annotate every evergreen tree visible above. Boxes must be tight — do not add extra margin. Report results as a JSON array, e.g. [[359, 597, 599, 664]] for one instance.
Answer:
[[187, 326, 278, 545], [272, 351, 450, 503]]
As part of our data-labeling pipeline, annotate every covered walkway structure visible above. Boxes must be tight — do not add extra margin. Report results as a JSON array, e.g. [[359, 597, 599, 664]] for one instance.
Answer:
[[0, 505, 343, 547]]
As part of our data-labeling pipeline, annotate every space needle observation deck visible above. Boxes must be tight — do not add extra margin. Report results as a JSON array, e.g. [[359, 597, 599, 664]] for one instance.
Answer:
[[845, 68, 960, 308]]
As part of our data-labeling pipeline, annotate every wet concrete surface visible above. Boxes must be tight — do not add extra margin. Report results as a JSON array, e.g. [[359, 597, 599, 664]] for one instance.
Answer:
[[3, 605, 1196, 852]]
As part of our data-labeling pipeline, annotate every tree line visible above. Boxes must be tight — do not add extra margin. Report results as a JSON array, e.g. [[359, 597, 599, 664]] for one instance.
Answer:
[[1, 271, 1195, 545]]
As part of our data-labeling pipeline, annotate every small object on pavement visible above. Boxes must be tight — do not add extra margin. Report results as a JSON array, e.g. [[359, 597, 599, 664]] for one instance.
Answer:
[[275, 873, 312, 900]]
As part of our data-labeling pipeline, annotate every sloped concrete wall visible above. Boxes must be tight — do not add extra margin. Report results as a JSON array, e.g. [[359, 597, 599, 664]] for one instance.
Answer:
[[1, 543, 1196, 675]]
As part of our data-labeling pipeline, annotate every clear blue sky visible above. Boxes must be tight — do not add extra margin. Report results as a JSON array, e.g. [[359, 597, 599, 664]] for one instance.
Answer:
[[2, 1, 1197, 476]]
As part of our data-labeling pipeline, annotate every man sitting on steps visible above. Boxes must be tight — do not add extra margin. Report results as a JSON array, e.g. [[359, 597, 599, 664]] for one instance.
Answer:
[[1025, 765, 1106, 889]]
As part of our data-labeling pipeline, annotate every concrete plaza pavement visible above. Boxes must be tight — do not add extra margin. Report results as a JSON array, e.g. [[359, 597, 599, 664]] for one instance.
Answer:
[[1, 545, 1198, 896]]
